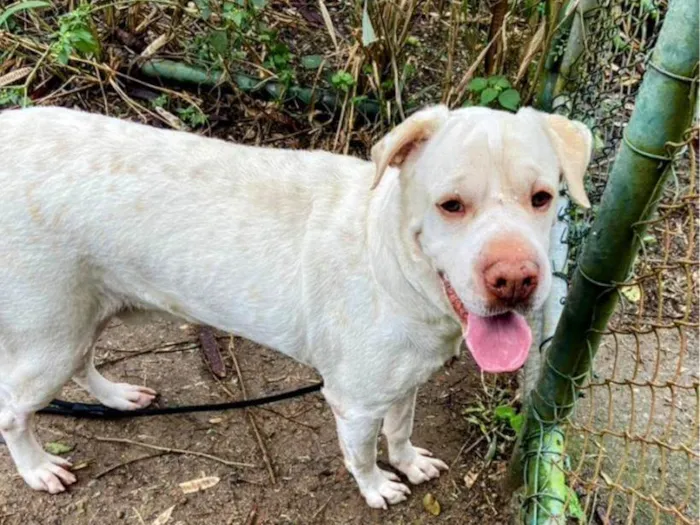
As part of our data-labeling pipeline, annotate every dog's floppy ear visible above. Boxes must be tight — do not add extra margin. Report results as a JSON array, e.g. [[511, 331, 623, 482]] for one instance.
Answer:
[[543, 113, 593, 208], [370, 105, 450, 190]]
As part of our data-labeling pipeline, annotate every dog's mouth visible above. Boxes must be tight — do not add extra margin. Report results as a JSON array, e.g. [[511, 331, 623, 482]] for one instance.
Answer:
[[439, 272, 531, 373]]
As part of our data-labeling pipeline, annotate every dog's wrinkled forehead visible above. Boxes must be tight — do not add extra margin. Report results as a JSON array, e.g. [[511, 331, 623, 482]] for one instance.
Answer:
[[413, 108, 560, 197]]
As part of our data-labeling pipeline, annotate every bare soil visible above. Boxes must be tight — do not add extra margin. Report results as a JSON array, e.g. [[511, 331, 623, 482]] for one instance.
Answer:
[[0, 319, 516, 525]]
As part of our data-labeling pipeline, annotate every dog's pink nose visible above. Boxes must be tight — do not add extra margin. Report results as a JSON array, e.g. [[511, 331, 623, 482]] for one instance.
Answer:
[[484, 260, 539, 306]]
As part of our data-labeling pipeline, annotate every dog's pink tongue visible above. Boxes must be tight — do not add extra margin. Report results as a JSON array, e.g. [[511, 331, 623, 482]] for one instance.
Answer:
[[465, 312, 531, 373]]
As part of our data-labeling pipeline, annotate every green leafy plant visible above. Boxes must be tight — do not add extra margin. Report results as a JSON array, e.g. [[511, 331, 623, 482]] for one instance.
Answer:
[[50, 6, 101, 65], [0, 0, 51, 29], [190, 0, 295, 91], [331, 70, 355, 93], [151, 93, 170, 109], [0, 87, 32, 108], [493, 404, 524, 433], [176, 104, 208, 128], [565, 486, 586, 521], [301, 55, 324, 70], [260, 32, 294, 85], [465, 75, 521, 112], [462, 397, 524, 465]]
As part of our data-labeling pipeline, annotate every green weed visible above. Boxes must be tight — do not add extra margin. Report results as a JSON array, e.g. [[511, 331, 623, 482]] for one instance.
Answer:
[[50, 5, 101, 65], [464, 75, 521, 112], [190, 0, 296, 92], [331, 71, 355, 94], [0, 87, 32, 108], [176, 104, 208, 128]]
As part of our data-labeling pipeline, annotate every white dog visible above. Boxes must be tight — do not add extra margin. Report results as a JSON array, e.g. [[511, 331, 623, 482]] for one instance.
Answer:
[[0, 104, 591, 508]]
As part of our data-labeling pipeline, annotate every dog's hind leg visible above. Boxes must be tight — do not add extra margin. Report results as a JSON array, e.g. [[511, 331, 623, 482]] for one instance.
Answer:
[[72, 346, 156, 411]]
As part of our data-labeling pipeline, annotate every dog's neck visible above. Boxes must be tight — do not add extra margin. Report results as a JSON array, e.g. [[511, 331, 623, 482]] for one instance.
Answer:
[[366, 168, 456, 328]]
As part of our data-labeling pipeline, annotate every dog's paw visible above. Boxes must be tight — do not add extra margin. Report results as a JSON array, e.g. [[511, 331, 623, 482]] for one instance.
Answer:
[[391, 446, 449, 485], [360, 468, 411, 509], [98, 383, 156, 411], [20, 456, 77, 494]]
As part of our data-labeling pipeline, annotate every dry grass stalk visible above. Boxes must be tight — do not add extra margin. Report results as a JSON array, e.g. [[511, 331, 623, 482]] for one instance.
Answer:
[[0, 66, 32, 87], [448, 13, 511, 107], [318, 0, 339, 51], [516, 17, 546, 84]]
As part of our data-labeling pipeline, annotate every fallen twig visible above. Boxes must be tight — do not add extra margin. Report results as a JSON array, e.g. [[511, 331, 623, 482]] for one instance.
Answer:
[[228, 338, 277, 485], [451, 434, 487, 468], [94, 436, 256, 469], [94, 452, 166, 479], [257, 406, 319, 432], [310, 495, 333, 523], [96, 342, 198, 367]]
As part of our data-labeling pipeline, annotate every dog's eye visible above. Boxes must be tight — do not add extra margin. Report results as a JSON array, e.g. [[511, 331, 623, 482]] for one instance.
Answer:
[[439, 199, 465, 214], [531, 191, 553, 209]]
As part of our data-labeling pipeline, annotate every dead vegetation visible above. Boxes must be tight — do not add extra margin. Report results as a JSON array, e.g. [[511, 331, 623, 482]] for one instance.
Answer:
[[0, 0, 558, 155]]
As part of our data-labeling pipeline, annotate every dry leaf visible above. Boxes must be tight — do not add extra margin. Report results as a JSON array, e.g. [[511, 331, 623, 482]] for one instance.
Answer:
[[600, 471, 613, 486], [463, 467, 479, 489], [516, 18, 546, 83], [152, 505, 175, 525], [140, 34, 169, 59], [44, 442, 74, 455], [317, 0, 338, 51], [179, 476, 220, 494], [154, 107, 185, 130], [422, 493, 441, 516], [621, 284, 641, 303]]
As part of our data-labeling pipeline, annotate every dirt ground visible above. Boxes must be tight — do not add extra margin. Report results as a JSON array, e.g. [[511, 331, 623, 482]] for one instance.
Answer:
[[0, 319, 516, 525]]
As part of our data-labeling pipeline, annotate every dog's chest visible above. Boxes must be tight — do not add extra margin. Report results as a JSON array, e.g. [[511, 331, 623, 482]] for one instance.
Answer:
[[373, 316, 463, 396], [407, 318, 463, 371]]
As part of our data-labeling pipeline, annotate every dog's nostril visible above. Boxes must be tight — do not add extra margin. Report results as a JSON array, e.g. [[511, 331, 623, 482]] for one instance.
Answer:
[[495, 278, 507, 288], [523, 277, 532, 287]]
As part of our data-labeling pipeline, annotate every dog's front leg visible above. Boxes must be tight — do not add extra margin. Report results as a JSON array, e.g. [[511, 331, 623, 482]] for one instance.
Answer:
[[0, 411, 76, 493], [329, 403, 411, 509], [382, 388, 449, 484]]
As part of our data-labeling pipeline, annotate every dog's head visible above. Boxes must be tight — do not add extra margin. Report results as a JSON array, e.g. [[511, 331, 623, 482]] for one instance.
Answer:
[[371, 105, 592, 373]]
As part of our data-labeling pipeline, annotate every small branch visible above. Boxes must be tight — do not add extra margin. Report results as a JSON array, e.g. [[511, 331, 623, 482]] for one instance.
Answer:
[[485, 0, 508, 74], [256, 406, 319, 432], [94, 436, 256, 469], [451, 434, 486, 468], [228, 338, 277, 485], [310, 495, 333, 522], [94, 452, 166, 479], [96, 342, 198, 367]]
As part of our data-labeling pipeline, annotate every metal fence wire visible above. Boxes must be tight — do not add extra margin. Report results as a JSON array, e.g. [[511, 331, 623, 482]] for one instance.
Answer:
[[522, 0, 699, 523]]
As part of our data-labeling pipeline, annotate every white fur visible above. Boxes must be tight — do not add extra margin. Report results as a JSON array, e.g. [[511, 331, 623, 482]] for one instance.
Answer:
[[0, 105, 591, 507]]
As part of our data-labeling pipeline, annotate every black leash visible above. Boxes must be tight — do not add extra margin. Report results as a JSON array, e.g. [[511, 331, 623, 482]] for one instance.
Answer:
[[38, 381, 324, 420]]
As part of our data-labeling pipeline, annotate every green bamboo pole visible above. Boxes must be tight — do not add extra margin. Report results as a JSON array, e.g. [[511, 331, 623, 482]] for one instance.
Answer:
[[518, 0, 698, 522], [140, 59, 382, 120]]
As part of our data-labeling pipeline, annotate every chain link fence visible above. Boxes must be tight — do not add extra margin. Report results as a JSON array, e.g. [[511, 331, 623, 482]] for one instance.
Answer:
[[528, 0, 699, 522]]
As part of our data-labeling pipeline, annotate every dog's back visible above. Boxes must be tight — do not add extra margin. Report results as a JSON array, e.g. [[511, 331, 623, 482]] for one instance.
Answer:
[[0, 106, 373, 353]]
